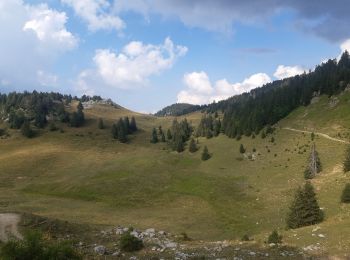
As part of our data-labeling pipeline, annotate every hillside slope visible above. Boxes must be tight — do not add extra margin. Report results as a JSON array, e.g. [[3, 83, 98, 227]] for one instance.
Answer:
[[0, 95, 350, 257]]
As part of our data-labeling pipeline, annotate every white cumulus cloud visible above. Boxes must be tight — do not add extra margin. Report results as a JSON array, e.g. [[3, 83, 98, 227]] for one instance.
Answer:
[[23, 3, 78, 51], [62, 0, 125, 32], [177, 72, 271, 105], [273, 65, 305, 80], [73, 37, 188, 94]]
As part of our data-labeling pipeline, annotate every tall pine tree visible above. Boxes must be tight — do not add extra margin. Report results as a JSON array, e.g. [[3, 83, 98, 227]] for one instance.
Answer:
[[286, 182, 324, 229], [150, 128, 158, 143]]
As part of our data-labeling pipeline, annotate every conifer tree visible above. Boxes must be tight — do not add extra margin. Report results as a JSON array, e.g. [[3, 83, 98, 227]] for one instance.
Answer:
[[150, 128, 158, 143], [21, 120, 35, 138], [344, 146, 350, 173], [175, 138, 184, 152], [239, 144, 246, 154], [167, 129, 172, 140], [286, 182, 324, 229], [261, 131, 266, 139], [112, 124, 118, 139], [124, 117, 130, 133], [267, 230, 282, 244], [201, 146, 211, 161], [304, 144, 322, 179], [341, 183, 350, 203], [161, 132, 166, 142], [158, 126, 163, 136], [118, 125, 128, 143], [98, 118, 104, 129], [130, 116, 137, 132], [189, 138, 197, 153]]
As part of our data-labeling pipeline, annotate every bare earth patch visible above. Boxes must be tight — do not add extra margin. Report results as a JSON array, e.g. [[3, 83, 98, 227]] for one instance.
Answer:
[[0, 213, 22, 242]]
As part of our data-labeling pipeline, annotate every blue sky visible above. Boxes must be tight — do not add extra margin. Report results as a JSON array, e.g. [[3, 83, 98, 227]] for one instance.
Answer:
[[0, 0, 349, 113]]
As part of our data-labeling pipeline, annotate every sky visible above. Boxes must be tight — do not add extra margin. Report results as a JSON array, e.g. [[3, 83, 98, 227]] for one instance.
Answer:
[[1, 0, 350, 113]]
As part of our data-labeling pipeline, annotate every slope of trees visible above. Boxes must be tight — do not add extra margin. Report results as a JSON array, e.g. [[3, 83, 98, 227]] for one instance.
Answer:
[[168, 51, 350, 138], [196, 114, 221, 138], [167, 119, 193, 152]]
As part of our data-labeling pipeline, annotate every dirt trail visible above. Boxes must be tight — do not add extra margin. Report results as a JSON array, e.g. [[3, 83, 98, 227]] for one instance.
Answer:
[[0, 213, 22, 242], [283, 127, 350, 144]]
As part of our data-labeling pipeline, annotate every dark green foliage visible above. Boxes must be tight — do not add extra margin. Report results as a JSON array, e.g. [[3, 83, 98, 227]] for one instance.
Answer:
[[168, 119, 192, 152], [344, 146, 350, 173], [201, 146, 211, 161], [241, 234, 250, 241], [70, 102, 85, 127], [8, 110, 25, 129], [267, 230, 282, 244], [34, 113, 47, 128], [21, 121, 35, 138], [189, 138, 197, 153], [304, 144, 322, 179], [270, 136, 275, 143], [167, 129, 172, 140], [155, 103, 201, 117], [161, 132, 166, 142], [200, 52, 350, 139], [111, 116, 136, 143], [261, 131, 266, 139], [130, 116, 137, 132], [286, 182, 324, 229], [48, 121, 58, 131], [341, 183, 350, 203], [98, 118, 104, 129], [196, 114, 221, 138], [119, 232, 143, 252], [239, 144, 246, 154], [0, 231, 81, 260], [0, 128, 7, 136], [150, 128, 158, 143], [57, 104, 70, 123], [311, 132, 315, 141], [158, 126, 163, 135]]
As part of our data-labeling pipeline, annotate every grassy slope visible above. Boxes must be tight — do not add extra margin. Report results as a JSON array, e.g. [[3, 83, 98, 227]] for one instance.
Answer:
[[0, 96, 350, 256]]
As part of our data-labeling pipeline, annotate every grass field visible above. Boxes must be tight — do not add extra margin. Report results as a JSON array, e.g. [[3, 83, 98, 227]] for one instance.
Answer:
[[1, 95, 350, 257]]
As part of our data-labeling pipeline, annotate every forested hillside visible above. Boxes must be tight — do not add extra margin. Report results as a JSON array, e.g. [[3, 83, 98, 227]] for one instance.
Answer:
[[154, 103, 201, 117]]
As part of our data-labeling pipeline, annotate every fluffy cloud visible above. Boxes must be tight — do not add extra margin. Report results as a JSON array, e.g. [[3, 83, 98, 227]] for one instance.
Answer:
[[0, 0, 76, 90], [74, 37, 187, 94], [62, 0, 125, 32], [177, 71, 271, 105], [340, 39, 350, 53], [273, 65, 305, 80], [23, 3, 78, 51], [37, 70, 58, 87], [114, 0, 350, 42]]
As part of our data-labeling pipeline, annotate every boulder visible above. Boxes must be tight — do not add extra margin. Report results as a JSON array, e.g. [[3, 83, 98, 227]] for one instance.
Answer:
[[94, 245, 106, 255]]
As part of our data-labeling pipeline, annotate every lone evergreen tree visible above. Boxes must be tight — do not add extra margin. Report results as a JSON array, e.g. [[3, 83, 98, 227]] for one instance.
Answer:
[[239, 144, 246, 154], [98, 118, 104, 129], [118, 125, 128, 143], [150, 128, 158, 143], [167, 129, 172, 140], [344, 146, 350, 173], [189, 138, 197, 153], [124, 117, 130, 133], [201, 146, 211, 161], [341, 183, 350, 203], [304, 144, 322, 179], [286, 182, 324, 229], [130, 116, 137, 132]]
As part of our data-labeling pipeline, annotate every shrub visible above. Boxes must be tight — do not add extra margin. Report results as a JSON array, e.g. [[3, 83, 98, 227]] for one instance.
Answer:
[[49, 122, 58, 131], [341, 183, 350, 203], [0, 231, 81, 260], [267, 230, 282, 244], [119, 232, 143, 252], [239, 144, 246, 154], [21, 121, 35, 138], [241, 234, 250, 241], [201, 146, 211, 161]]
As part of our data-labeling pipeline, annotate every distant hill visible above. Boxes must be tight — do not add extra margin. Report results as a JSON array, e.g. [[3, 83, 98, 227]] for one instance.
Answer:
[[154, 103, 201, 117]]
